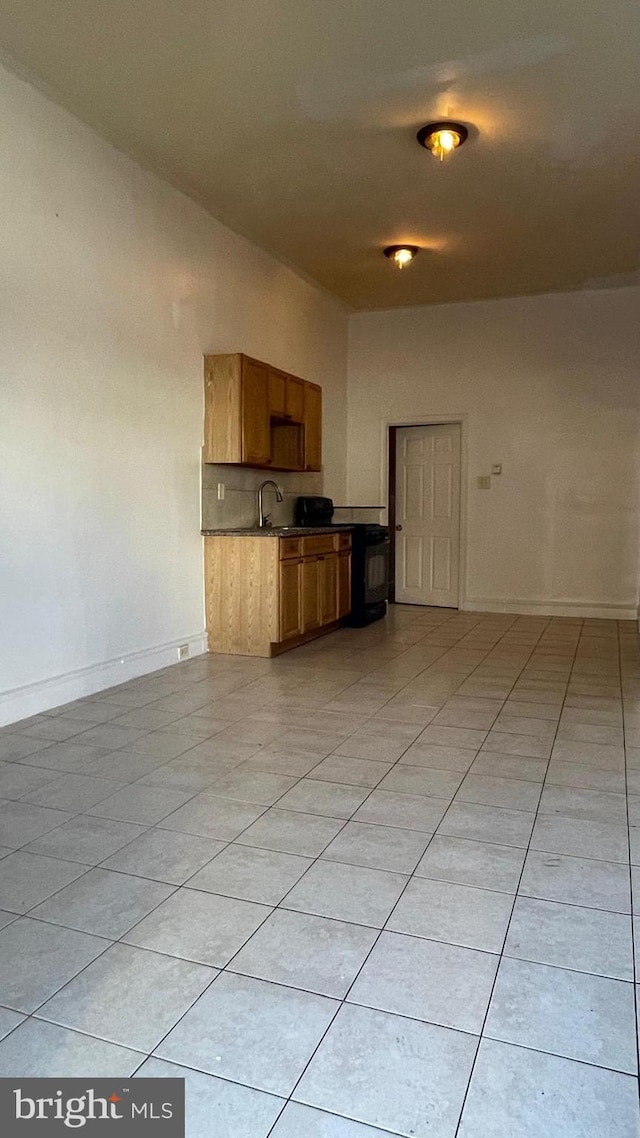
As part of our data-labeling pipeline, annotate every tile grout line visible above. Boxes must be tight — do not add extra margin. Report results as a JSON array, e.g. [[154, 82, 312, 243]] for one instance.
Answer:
[[259, 612, 549, 1135], [0, 616, 525, 1045], [108, 628, 462, 1121], [619, 620, 640, 1105], [2, 609, 635, 1135], [0, 611, 483, 1047], [10, 738, 342, 1043], [258, 612, 506, 1136], [454, 619, 639, 1135], [18, 645, 450, 1059], [448, 614, 575, 1137]]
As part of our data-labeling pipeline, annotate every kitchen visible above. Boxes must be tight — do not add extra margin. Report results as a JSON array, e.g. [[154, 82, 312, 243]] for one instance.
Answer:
[[201, 353, 390, 657]]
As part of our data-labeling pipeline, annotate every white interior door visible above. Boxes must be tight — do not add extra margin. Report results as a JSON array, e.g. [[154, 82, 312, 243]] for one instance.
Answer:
[[395, 423, 461, 607]]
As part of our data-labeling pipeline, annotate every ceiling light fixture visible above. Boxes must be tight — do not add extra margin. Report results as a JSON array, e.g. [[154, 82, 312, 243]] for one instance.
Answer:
[[417, 121, 468, 162], [383, 245, 420, 269]]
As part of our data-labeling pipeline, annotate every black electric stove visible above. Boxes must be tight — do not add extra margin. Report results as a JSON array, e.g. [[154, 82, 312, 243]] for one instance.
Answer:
[[294, 496, 389, 626]]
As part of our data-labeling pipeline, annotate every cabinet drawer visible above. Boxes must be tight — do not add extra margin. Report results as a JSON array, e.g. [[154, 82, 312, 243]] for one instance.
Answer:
[[279, 537, 302, 560], [336, 532, 352, 551], [301, 535, 335, 556]]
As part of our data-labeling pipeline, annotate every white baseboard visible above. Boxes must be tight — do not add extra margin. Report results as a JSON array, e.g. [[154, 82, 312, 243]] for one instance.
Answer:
[[0, 632, 208, 728], [461, 598, 637, 621]]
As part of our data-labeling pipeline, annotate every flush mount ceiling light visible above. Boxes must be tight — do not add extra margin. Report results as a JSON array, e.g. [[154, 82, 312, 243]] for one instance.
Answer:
[[383, 245, 420, 269], [417, 121, 469, 162]]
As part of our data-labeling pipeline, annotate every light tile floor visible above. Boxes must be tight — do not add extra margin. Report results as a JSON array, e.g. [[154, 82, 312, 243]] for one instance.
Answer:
[[0, 605, 639, 1136]]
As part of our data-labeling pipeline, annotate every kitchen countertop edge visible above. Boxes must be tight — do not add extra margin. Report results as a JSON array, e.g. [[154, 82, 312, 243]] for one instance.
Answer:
[[201, 525, 354, 537]]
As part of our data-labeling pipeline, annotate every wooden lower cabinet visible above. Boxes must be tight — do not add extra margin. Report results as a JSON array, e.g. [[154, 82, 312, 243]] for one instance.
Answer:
[[205, 533, 351, 656]]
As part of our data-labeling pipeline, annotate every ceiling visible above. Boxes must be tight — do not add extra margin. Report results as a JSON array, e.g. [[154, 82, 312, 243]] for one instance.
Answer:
[[0, 0, 639, 309]]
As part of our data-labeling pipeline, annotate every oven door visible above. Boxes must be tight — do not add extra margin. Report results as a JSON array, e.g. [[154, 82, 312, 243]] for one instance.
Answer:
[[364, 535, 390, 604]]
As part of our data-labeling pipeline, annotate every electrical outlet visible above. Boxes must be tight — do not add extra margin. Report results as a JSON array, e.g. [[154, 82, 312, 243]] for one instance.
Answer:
[[178, 644, 189, 660], [491, 464, 503, 476], [217, 483, 225, 500], [477, 476, 491, 490]]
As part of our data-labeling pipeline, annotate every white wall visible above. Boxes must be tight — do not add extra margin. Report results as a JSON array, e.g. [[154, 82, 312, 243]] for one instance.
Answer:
[[348, 289, 640, 618], [0, 62, 348, 724]]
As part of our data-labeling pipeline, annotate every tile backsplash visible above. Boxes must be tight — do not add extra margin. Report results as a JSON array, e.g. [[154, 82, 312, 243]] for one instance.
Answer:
[[333, 505, 385, 525], [202, 462, 323, 530]]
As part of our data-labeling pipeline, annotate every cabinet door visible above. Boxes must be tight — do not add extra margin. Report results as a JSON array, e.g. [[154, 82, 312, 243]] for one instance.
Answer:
[[286, 376, 305, 423], [271, 423, 304, 471], [319, 554, 339, 625], [338, 551, 351, 618], [304, 383, 322, 471], [269, 368, 287, 417], [301, 557, 321, 632], [203, 354, 243, 463], [279, 559, 302, 641], [241, 357, 271, 465]]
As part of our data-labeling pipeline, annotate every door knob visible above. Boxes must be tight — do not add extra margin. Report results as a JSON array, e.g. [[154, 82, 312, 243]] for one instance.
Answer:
[[395, 524, 403, 531]]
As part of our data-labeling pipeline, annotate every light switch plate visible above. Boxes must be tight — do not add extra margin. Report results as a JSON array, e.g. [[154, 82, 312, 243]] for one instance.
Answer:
[[477, 476, 491, 490]]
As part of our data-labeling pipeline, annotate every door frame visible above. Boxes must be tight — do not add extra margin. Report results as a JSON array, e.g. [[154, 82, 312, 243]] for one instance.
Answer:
[[382, 415, 469, 608]]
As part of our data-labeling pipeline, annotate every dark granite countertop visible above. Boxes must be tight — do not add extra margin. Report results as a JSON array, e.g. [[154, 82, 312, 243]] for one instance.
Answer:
[[201, 525, 354, 537]]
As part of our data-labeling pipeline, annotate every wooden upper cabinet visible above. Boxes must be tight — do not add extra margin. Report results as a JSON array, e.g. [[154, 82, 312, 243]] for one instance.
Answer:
[[241, 358, 271, 465], [304, 382, 322, 472], [204, 353, 321, 469]]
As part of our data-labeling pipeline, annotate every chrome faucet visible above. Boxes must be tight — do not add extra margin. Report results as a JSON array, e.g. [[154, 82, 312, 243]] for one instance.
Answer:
[[257, 479, 283, 528]]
